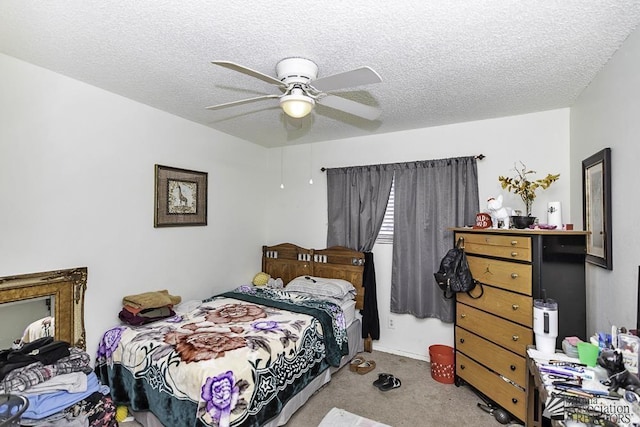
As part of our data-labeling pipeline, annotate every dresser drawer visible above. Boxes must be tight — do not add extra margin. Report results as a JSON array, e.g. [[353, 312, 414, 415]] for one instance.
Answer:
[[467, 255, 532, 295], [456, 303, 533, 355], [455, 326, 527, 388], [457, 285, 532, 327], [456, 232, 532, 262], [456, 352, 526, 422]]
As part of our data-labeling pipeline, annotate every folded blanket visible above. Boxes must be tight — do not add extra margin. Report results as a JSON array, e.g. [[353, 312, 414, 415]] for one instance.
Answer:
[[122, 290, 181, 310], [118, 307, 176, 326]]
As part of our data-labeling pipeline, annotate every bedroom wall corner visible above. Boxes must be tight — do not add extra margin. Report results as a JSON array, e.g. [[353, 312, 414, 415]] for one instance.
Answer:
[[570, 24, 640, 339]]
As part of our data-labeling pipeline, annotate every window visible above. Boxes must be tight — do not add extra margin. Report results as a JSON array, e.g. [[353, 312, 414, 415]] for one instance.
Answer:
[[376, 179, 394, 244]]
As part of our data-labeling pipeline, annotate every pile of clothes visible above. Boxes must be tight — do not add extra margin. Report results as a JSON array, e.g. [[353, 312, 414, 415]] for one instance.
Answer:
[[0, 337, 116, 426], [118, 290, 182, 326]]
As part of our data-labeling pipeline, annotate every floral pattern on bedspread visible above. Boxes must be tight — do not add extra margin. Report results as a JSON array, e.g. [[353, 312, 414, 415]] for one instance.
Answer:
[[95, 286, 348, 427]]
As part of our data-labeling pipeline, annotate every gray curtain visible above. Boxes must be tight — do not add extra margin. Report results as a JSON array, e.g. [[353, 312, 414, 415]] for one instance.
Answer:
[[326, 165, 394, 341], [326, 165, 394, 251], [390, 157, 479, 323]]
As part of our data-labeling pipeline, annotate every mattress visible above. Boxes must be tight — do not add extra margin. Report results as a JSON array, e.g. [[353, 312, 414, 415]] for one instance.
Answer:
[[340, 298, 358, 327]]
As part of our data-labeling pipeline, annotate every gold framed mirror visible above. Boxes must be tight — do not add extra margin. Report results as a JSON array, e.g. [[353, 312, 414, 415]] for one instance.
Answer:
[[0, 267, 87, 350]]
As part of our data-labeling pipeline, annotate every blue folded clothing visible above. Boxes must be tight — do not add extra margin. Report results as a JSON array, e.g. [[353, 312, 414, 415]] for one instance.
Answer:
[[22, 372, 103, 420]]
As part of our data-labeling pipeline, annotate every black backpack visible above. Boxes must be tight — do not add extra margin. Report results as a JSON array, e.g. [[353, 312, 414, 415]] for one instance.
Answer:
[[434, 237, 483, 299]]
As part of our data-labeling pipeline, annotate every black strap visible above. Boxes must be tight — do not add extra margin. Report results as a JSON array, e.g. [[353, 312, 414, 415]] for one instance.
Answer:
[[444, 281, 484, 300], [466, 282, 484, 299]]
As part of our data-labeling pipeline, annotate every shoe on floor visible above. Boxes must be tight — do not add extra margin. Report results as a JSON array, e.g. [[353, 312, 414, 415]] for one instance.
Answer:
[[372, 373, 393, 388], [356, 360, 376, 374], [377, 375, 401, 391], [349, 355, 366, 372]]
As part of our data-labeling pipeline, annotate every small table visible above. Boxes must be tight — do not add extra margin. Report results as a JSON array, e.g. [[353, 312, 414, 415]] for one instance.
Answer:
[[526, 347, 640, 426]]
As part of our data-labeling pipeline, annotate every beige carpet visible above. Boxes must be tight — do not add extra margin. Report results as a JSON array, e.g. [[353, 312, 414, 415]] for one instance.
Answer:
[[286, 349, 521, 427], [119, 350, 522, 426]]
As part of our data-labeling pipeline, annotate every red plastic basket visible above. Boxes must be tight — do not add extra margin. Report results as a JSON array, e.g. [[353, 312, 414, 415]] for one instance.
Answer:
[[429, 345, 455, 384]]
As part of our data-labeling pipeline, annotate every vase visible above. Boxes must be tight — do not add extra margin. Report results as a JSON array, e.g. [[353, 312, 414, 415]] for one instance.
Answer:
[[511, 215, 536, 229]]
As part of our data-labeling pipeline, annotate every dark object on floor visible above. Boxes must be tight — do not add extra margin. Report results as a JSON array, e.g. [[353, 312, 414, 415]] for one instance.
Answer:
[[372, 373, 393, 388], [475, 390, 511, 424], [374, 375, 401, 391]]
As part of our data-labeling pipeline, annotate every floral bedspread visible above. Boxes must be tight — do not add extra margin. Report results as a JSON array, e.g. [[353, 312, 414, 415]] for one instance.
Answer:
[[95, 286, 349, 427]]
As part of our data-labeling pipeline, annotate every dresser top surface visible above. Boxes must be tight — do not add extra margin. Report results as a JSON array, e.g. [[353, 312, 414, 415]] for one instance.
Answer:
[[450, 227, 588, 236]]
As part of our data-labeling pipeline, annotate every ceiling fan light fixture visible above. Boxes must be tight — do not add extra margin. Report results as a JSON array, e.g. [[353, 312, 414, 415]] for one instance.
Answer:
[[280, 88, 315, 118]]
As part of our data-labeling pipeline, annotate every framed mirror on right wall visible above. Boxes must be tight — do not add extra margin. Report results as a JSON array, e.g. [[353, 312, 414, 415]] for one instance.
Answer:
[[582, 147, 612, 270]]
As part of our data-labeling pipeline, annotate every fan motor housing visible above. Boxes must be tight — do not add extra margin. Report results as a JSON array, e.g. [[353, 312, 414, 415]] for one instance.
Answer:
[[276, 57, 318, 84]]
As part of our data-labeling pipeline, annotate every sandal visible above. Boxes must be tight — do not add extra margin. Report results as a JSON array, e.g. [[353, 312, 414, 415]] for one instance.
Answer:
[[378, 376, 401, 391], [373, 373, 393, 388], [356, 360, 376, 375], [349, 355, 366, 372]]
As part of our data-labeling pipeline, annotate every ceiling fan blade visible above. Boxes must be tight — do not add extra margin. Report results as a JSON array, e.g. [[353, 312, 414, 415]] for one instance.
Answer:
[[212, 61, 286, 88], [205, 94, 280, 110], [317, 94, 381, 121], [311, 67, 382, 92]]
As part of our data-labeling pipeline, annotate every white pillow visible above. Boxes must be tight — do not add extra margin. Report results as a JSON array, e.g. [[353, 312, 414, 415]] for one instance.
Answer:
[[286, 276, 356, 299]]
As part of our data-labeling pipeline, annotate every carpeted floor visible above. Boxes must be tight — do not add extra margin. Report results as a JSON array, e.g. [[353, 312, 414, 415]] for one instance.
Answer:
[[286, 349, 522, 426], [119, 350, 523, 426]]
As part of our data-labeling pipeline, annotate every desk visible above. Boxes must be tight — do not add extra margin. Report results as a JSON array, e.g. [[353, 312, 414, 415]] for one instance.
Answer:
[[527, 347, 640, 426]]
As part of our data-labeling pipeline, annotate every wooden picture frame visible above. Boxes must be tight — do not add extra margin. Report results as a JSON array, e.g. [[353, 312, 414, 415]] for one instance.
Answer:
[[582, 148, 612, 269], [154, 164, 207, 227]]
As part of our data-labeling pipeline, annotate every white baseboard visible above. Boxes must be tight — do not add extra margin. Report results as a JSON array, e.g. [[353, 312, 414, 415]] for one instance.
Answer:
[[371, 344, 429, 362]]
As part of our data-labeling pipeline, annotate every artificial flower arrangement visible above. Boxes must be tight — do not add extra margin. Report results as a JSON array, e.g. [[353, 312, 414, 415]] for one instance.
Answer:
[[498, 161, 560, 216]]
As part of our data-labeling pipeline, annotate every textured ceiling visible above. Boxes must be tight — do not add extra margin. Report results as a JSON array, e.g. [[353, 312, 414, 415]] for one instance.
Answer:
[[2, 1, 640, 148]]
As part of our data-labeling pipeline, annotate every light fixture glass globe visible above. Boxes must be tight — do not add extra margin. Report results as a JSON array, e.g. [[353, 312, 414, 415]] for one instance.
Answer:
[[280, 89, 314, 118]]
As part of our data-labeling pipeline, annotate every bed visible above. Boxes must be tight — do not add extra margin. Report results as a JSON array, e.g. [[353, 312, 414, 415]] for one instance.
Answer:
[[95, 243, 366, 427]]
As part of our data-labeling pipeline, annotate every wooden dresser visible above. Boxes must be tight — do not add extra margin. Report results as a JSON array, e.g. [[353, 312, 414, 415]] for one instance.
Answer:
[[451, 228, 587, 423]]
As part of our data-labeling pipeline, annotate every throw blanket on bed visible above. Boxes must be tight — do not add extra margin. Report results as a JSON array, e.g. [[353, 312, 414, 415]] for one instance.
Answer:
[[214, 286, 349, 366], [95, 286, 348, 427]]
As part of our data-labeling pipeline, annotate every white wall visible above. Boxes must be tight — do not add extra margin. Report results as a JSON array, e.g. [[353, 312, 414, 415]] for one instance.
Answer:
[[265, 109, 571, 360], [570, 26, 640, 336], [0, 53, 268, 358]]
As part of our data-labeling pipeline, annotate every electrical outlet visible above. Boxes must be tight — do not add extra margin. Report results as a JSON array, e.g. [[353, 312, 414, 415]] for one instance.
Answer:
[[388, 317, 395, 329]]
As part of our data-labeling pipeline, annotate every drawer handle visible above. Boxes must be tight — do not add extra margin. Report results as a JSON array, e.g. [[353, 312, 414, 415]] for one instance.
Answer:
[[512, 398, 518, 404], [510, 252, 518, 257], [512, 304, 519, 311], [512, 335, 519, 341], [459, 338, 465, 344], [510, 273, 519, 279], [460, 313, 467, 319], [510, 365, 516, 371], [460, 364, 466, 370], [510, 240, 518, 246]]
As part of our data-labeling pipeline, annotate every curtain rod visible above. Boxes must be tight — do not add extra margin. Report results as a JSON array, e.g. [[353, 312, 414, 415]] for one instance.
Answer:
[[320, 153, 485, 172]]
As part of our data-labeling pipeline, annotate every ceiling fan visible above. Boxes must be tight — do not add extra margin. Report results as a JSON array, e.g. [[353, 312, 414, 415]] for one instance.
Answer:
[[206, 57, 382, 120]]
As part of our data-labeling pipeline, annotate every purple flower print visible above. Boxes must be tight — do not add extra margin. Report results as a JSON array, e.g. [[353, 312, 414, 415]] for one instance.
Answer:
[[97, 327, 124, 360], [252, 320, 280, 332], [201, 371, 239, 427]]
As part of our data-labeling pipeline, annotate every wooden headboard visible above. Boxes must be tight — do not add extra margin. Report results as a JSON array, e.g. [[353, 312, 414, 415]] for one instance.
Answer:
[[262, 243, 366, 310]]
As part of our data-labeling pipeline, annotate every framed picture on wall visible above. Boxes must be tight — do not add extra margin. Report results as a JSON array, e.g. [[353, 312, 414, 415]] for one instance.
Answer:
[[582, 148, 612, 269], [154, 164, 208, 227]]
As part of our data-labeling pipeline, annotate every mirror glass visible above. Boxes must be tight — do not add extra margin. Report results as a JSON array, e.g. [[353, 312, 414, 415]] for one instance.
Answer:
[[0, 296, 54, 349], [0, 267, 87, 350]]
